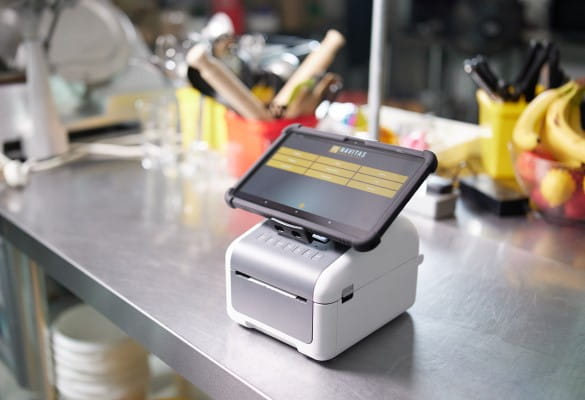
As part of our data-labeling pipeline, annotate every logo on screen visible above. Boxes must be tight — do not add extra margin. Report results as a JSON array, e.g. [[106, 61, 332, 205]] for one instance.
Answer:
[[329, 145, 367, 158]]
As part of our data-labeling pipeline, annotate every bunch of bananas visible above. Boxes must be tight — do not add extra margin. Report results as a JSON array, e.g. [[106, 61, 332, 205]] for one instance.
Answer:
[[513, 80, 585, 166], [512, 80, 585, 221]]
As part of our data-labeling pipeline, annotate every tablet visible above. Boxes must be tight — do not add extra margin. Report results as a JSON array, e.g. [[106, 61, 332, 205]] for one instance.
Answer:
[[225, 125, 437, 251]]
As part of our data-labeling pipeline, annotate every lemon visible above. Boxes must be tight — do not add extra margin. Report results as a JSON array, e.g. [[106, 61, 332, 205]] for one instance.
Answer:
[[540, 169, 576, 207]]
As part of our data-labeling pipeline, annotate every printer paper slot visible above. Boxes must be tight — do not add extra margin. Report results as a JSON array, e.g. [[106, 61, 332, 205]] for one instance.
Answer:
[[235, 270, 305, 302]]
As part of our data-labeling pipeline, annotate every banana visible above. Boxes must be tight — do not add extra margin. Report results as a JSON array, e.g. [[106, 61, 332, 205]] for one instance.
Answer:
[[541, 83, 585, 166], [512, 81, 576, 151], [568, 97, 583, 133]]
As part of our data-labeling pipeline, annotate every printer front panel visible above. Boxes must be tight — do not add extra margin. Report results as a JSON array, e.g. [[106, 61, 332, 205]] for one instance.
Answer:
[[231, 270, 314, 343], [227, 221, 347, 344]]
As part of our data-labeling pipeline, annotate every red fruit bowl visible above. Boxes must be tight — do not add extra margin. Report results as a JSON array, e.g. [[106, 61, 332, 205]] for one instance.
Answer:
[[513, 149, 585, 225]]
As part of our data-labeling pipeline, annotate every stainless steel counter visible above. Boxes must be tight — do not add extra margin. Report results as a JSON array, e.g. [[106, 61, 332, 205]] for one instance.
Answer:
[[0, 159, 583, 400]]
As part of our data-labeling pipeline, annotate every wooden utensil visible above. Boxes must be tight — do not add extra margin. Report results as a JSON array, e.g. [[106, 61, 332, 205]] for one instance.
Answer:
[[187, 44, 272, 121], [297, 73, 341, 117], [271, 30, 345, 107]]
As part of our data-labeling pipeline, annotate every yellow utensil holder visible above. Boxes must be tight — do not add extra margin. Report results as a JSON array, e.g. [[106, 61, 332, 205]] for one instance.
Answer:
[[476, 89, 526, 179]]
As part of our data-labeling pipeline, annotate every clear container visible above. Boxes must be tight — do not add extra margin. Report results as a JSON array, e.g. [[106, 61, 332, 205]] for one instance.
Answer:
[[513, 149, 585, 225], [135, 95, 181, 173]]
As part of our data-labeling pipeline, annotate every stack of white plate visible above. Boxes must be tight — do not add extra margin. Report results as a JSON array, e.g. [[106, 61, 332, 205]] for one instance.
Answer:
[[51, 304, 149, 400]]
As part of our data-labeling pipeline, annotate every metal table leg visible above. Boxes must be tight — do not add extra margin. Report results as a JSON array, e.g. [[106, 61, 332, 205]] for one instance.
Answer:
[[0, 238, 55, 400]]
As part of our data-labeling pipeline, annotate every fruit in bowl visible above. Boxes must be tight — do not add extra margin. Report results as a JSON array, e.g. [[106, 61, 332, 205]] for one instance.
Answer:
[[513, 150, 584, 223], [512, 80, 585, 224]]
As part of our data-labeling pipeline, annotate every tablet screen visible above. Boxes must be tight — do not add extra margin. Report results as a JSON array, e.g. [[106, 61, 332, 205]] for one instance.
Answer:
[[234, 131, 426, 239]]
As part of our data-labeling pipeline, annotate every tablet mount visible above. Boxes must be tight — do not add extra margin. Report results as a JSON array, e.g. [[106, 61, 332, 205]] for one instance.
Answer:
[[269, 218, 331, 245]]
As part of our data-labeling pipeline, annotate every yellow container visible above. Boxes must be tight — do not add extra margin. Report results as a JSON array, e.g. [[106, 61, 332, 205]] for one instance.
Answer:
[[476, 89, 527, 179], [176, 87, 228, 152]]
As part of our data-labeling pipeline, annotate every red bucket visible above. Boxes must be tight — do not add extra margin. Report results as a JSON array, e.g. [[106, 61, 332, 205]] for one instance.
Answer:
[[225, 111, 318, 177]]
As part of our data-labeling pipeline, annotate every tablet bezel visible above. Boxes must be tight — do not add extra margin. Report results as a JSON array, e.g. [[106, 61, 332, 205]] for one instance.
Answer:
[[225, 125, 437, 251]]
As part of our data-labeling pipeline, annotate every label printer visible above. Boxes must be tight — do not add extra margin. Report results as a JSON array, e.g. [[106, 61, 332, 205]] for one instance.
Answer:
[[225, 126, 436, 360]]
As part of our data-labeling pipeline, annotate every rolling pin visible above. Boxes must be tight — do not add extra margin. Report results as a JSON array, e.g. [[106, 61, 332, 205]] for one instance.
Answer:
[[187, 44, 272, 121], [271, 30, 345, 107]]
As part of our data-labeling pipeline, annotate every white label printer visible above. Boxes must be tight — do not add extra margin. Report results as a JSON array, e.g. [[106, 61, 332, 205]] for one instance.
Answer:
[[225, 126, 436, 361], [226, 216, 423, 361]]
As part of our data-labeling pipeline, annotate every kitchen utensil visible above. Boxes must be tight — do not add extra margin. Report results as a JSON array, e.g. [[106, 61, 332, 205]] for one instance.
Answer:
[[187, 44, 272, 120], [298, 72, 342, 117], [512, 41, 542, 90], [473, 56, 505, 96], [201, 12, 234, 42], [545, 44, 568, 89], [463, 57, 501, 100], [512, 42, 551, 101], [262, 52, 299, 82], [271, 29, 345, 107], [283, 83, 312, 118]]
